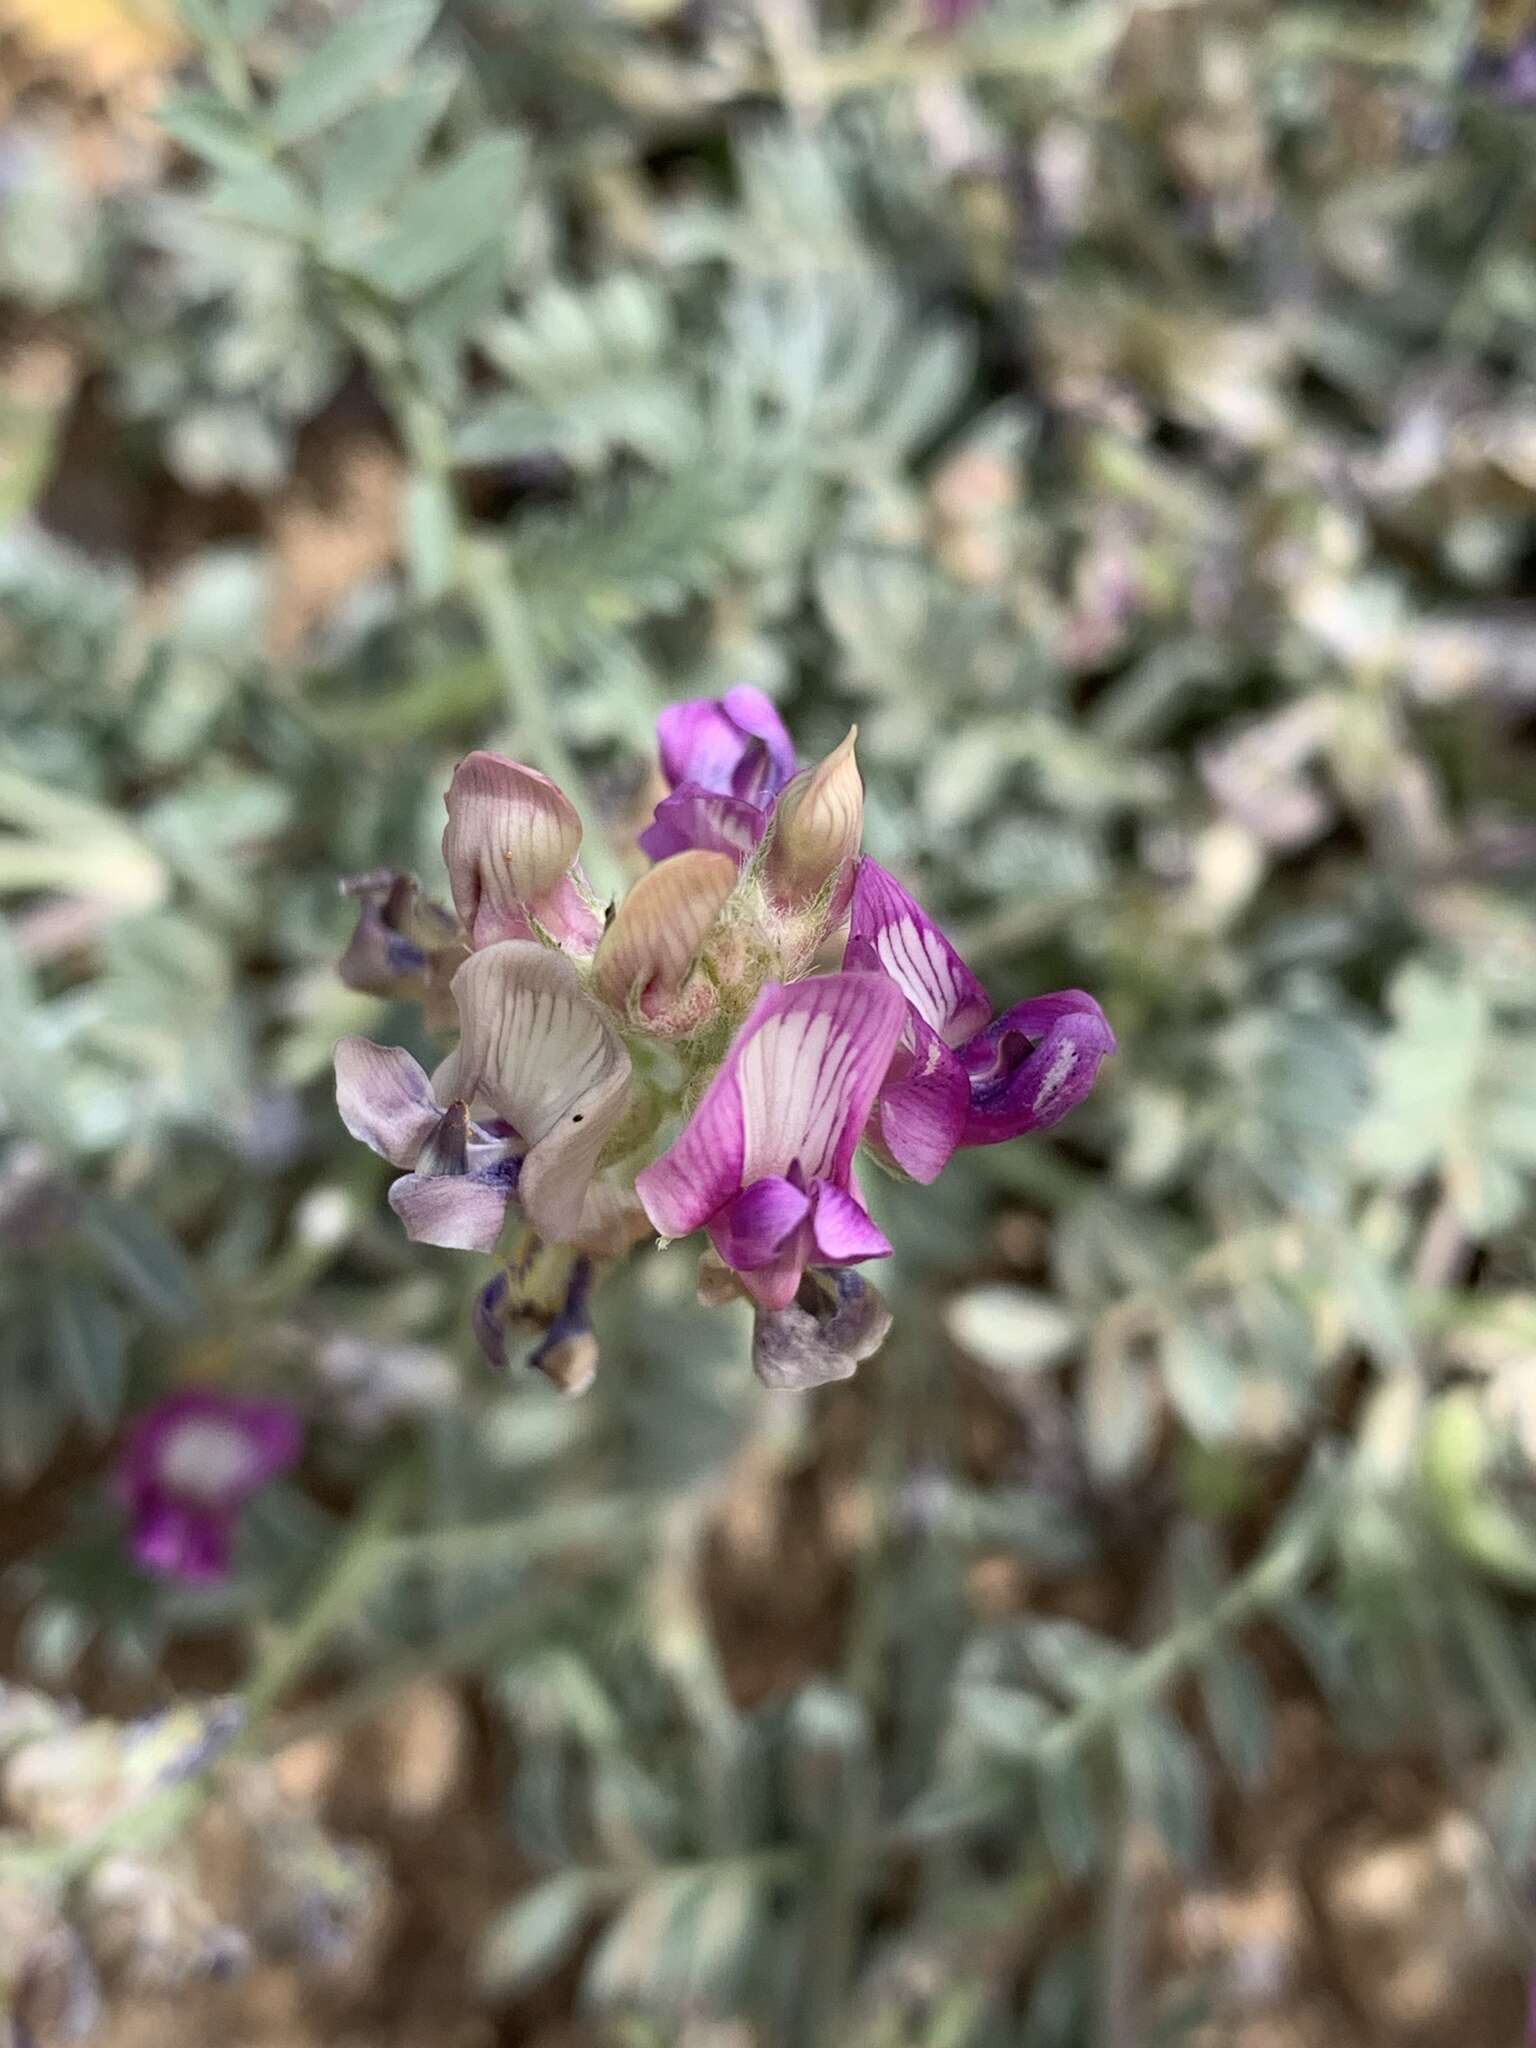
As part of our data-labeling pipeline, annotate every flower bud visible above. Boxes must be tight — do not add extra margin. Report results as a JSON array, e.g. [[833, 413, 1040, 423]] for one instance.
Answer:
[[593, 851, 737, 1031], [764, 728, 863, 919], [442, 753, 602, 955]]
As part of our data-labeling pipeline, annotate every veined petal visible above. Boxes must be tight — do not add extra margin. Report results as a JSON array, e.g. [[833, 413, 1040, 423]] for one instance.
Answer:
[[765, 729, 864, 916], [593, 850, 737, 1013], [636, 973, 906, 1244], [388, 1170, 513, 1253], [846, 859, 991, 1046], [867, 1011, 969, 1184], [443, 752, 597, 950], [657, 687, 797, 801], [809, 1180, 892, 1265], [638, 787, 768, 866], [959, 990, 1116, 1144], [734, 973, 907, 1187], [450, 942, 632, 1245], [710, 1176, 811, 1269], [334, 1037, 441, 1168]]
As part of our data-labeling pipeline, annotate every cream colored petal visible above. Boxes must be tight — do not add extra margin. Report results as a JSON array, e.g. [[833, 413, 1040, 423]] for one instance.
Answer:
[[442, 753, 585, 947], [450, 941, 632, 1244], [766, 727, 863, 908], [593, 851, 737, 1011]]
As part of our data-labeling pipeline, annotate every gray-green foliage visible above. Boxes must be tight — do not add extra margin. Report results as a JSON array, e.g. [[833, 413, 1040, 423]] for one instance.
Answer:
[[4, 0, 1536, 2037]]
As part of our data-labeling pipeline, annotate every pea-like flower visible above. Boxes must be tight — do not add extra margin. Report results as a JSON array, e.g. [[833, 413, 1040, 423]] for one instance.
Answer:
[[635, 973, 907, 1310], [119, 1391, 302, 1584], [844, 858, 1116, 1182], [336, 941, 632, 1252], [334, 716, 1113, 1393]]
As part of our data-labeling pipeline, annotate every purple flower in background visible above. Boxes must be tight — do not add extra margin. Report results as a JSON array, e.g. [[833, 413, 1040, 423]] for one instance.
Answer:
[[926, 0, 988, 29], [844, 859, 1115, 1182], [636, 973, 907, 1310], [640, 686, 797, 864], [119, 1392, 302, 1584]]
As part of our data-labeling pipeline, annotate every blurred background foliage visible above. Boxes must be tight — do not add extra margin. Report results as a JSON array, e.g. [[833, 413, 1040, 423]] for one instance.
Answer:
[[3, 0, 1536, 2042]]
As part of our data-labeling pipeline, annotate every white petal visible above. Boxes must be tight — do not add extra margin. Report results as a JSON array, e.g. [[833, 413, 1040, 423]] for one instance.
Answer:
[[450, 942, 632, 1244]]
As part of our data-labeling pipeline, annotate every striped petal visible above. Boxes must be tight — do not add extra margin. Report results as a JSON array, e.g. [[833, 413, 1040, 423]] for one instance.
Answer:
[[765, 729, 863, 918], [443, 752, 602, 953], [638, 787, 768, 866], [334, 1037, 441, 1168], [846, 859, 991, 1047], [636, 973, 906, 1244], [450, 942, 632, 1246], [865, 1010, 970, 1184], [593, 850, 737, 1018]]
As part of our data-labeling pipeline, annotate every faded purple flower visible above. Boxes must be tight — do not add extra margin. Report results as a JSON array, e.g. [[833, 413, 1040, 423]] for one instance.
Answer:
[[751, 1267, 893, 1390], [334, 1036, 522, 1254], [635, 973, 907, 1311], [844, 859, 1115, 1182], [335, 940, 633, 1253], [119, 1392, 301, 1585], [639, 686, 796, 865]]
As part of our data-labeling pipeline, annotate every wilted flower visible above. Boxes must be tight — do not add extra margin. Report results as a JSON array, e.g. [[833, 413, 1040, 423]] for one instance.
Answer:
[[845, 859, 1115, 1181], [474, 1253, 599, 1395], [335, 705, 1110, 1389], [636, 974, 907, 1310], [751, 1267, 893, 1390], [337, 868, 464, 1027], [118, 1391, 302, 1584]]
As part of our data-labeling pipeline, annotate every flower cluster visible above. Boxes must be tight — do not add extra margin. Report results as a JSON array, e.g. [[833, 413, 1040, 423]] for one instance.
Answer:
[[334, 692, 1114, 1390]]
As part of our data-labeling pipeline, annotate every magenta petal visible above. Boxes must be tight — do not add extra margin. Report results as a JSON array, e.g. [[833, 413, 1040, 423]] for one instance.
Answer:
[[388, 1170, 513, 1252], [132, 1497, 233, 1583], [809, 1181, 892, 1265], [636, 1064, 748, 1241], [958, 991, 1116, 1143], [709, 1176, 811, 1269], [637, 973, 907, 1277], [656, 688, 796, 801], [638, 787, 768, 865], [869, 1012, 969, 1183], [846, 861, 991, 1047], [334, 1038, 442, 1168]]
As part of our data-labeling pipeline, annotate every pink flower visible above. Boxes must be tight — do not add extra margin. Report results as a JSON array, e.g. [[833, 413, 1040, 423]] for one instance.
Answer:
[[635, 973, 907, 1310], [119, 1391, 301, 1584], [845, 859, 1115, 1182]]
